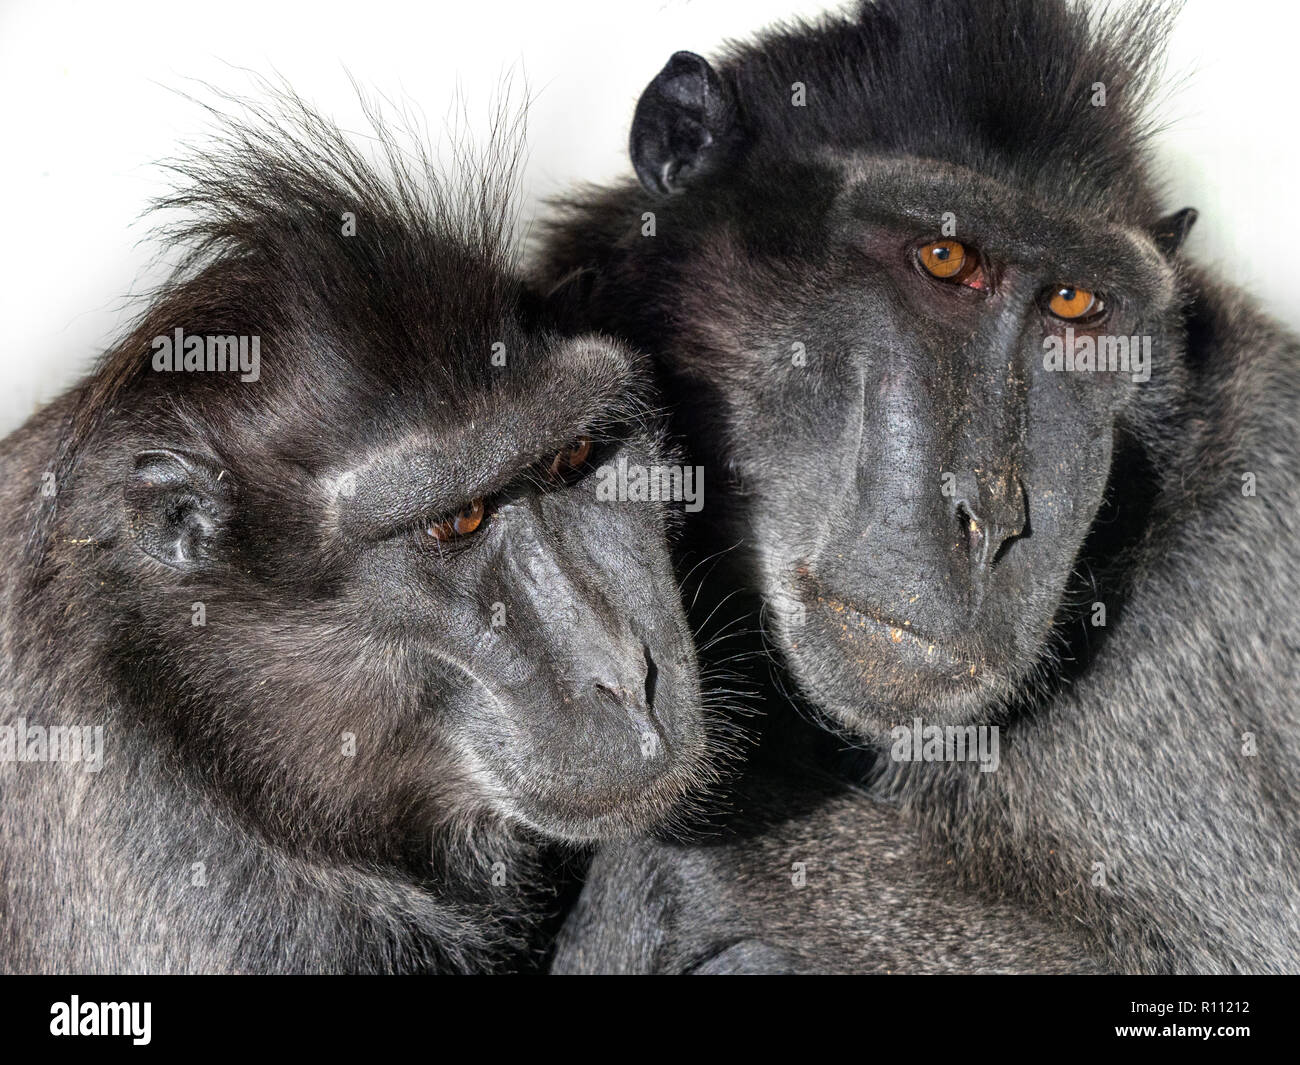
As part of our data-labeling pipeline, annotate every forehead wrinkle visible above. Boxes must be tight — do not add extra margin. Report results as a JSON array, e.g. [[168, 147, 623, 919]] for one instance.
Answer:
[[833, 153, 1174, 294], [328, 351, 641, 537]]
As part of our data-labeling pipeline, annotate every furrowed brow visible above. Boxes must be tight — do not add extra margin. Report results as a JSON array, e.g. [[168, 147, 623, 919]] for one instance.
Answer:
[[333, 355, 638, 539]]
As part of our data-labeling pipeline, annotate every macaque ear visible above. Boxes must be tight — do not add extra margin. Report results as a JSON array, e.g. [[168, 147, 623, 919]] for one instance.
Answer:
[[1152, 207, 1198, 258], [630, 51, 738, 196], [124, 449, 234, 570]]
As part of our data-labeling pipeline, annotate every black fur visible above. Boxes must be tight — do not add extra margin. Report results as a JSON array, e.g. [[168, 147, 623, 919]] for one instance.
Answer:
[[550, 763, 1102, 974], [0, 90, 718, 973], [537, 0, 1300, 973]]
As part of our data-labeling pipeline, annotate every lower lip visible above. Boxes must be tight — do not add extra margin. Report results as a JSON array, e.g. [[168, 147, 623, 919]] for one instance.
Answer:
[[808, 595, 981, 682]]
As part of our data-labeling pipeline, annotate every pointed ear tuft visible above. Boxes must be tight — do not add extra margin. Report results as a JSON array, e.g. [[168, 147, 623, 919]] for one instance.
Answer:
[[629, 51, 738, 196], [1152, 207, 1198, 258], [124, 449, 234, 570]]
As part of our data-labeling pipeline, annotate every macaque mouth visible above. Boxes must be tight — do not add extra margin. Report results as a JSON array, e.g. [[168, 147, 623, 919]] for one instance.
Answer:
[[819, 597, 932, 644], [807, 590, 986, 682]]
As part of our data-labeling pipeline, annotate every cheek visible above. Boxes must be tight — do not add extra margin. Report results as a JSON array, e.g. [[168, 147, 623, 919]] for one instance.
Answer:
[[1070, 459, 1117, 542], [428, 646, 533, 788], [735, 344, 863, 466], [747, 418, 860, 571], [1021, 429, 1115, 570]]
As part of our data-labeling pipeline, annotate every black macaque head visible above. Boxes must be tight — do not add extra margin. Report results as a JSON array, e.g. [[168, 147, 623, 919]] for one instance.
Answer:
[[548, 0, 1198, 742], [44, 96, 710, 859]]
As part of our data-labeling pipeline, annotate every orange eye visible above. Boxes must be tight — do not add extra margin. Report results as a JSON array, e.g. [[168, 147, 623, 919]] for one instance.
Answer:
[[548, 435, 593, 480], [918, 240, 968, 279], [426, 498, 485, 542], [1047, 286, 1102, 320], [916, 239, 988, 289]]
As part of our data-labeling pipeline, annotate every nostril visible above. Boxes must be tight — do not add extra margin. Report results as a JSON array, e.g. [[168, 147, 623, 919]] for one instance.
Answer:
[[955, 499, 976, 530], [991, 481, 1031, 566], [643, 645, 659, 711], [592, 646, 656, 713], [957, 487, 1029, 569], [991, 519, 1028, 565], [956, 499, 984, 558]]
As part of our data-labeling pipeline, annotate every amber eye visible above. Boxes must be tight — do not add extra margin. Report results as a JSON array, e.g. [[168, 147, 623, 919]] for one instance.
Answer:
[[425, 498, 485, 543], [916, 239, 988, 289], [918, 239, 968, 278], [548, 435, 593, 480], [1047, 286, 1103, 320]]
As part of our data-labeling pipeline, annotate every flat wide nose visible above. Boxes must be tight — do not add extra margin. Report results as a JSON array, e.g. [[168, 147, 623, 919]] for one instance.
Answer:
[[952, 472, 1029, 575]]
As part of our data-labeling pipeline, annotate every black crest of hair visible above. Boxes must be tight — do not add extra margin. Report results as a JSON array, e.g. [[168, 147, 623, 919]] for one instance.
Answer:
[[537, 0, 1300, 974], [723, 0, 1174, 218], [545, 0, 1180, 277], [1, 84, 718, 972], [30, 82, 526, 581]]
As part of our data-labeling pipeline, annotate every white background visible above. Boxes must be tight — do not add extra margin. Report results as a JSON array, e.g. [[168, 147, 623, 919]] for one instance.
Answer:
[[0, 0, 1294, 436]]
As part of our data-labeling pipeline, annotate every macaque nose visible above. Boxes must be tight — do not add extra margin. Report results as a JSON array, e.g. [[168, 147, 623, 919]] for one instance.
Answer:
[[592, 645, 657, 713], [953, 475, 1028, 572]]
